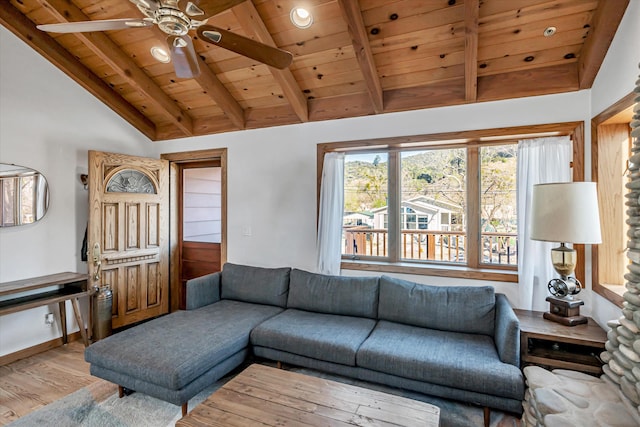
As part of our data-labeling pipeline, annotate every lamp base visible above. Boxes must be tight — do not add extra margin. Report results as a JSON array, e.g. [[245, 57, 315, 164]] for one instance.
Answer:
[[544, 296, 587, 326]]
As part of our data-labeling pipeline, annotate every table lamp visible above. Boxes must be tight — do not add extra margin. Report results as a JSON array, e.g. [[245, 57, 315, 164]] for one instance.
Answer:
[[530, 182, 602, 326]]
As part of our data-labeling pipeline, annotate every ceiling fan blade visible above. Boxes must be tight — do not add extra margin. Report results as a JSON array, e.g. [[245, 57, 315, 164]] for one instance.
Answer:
[[168, 35, 201, 79], [37, 18, 151, 33], [178, 0, 246, 19], [197, 25, 293, 69]]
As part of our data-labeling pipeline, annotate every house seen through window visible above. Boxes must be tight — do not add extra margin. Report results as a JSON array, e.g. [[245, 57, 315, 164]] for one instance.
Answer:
[[342, 144, 517, 268]]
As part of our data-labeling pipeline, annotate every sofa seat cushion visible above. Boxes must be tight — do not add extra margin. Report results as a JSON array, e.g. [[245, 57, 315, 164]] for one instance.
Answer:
[[85, 300, 283, 390], [357, 320, 524, 399], [250, 309, 377, 366]]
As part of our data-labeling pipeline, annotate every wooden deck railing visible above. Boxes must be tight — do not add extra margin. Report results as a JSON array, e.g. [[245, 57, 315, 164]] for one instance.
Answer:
[[343, 227, 517, 266]]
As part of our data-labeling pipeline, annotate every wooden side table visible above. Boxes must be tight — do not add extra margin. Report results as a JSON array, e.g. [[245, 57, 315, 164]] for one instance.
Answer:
[[513, 309, 607, 375]]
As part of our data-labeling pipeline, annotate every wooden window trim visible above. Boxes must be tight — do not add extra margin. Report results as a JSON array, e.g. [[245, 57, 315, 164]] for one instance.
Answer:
[[591, 92, 635, 308], [318, 122, 585, 283]]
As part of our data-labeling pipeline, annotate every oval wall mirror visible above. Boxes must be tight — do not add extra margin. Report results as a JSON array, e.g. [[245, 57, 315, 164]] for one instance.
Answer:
[[0, 163, 50, 227]]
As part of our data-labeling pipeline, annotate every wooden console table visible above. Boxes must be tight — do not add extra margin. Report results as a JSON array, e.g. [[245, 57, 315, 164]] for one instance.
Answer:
[[514, 308, 607, 375], [0, 272, 92, 347]]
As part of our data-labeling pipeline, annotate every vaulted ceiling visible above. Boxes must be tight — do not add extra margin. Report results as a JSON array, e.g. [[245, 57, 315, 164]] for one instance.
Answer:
[[1, 0, 629, 141]]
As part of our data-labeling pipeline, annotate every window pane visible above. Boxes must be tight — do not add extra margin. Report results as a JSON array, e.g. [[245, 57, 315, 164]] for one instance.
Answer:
[[20, 176, 35, 224], [106, 169, 156, 194], [400, 149, 466, 262], [183, 167, 222, 243], [480, 145, 518, 265], [343, 153, 388, 257], [1, 178, 16, 226]]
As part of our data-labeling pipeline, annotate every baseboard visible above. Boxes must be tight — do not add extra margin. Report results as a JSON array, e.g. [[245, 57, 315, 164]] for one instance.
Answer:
[[0, 331, 83, 366]]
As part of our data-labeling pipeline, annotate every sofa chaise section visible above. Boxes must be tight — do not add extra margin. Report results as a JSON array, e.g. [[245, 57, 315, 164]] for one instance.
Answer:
[[85, 264, 290, 414]]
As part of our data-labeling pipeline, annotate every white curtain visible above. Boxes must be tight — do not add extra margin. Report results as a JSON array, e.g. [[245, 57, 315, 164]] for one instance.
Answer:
[[317, 152, 345, 275], [517, 136, 572, 311]]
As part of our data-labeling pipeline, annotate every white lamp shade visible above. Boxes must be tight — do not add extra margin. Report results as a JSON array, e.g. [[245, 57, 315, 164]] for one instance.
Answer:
[[530, 182, 602, 244]]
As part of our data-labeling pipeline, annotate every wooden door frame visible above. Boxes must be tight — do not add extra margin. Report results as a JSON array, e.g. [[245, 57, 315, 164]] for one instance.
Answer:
[[161, 148, 227, 312]]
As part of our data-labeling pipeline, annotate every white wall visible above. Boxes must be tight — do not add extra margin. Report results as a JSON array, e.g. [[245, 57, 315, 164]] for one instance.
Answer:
[[588, 0, 640, 326], [1, 1, 638, 356], [150, 90, 592, 308], [0, 27, 152, 356]]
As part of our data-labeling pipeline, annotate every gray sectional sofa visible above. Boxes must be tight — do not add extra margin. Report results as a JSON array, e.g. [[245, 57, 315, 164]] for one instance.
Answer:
[[85, 263, 524, 420]]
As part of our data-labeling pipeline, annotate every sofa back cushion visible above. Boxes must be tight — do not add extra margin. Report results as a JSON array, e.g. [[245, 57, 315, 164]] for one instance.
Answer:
[[287, 269, 379, 318], [378, 275, 495, 335], [221, 263, 290, 307]]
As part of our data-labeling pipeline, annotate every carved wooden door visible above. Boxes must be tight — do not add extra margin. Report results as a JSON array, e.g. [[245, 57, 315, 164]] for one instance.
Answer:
[[88, 151, 169, 328]]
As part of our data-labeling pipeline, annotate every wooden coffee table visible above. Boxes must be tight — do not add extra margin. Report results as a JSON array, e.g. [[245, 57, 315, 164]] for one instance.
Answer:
[[177, 364, 440, 426]]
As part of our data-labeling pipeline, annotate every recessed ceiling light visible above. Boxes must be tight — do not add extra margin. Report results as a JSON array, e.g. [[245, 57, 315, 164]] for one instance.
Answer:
[[150, 46, 171, 63], [543, 26, 557, 37], [290, 7, 313, 29]]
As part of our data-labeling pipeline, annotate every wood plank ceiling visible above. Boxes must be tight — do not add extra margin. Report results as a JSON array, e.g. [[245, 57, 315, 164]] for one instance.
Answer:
[[0, 0, 630, 141]]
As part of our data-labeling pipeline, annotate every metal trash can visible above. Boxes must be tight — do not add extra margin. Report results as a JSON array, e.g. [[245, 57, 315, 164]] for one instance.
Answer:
[[92, 285, 113, 341]]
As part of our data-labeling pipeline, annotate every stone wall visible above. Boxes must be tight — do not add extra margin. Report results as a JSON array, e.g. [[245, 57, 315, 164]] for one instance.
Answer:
[[522, 64, 640, 427], [600, 62, 640, 418]]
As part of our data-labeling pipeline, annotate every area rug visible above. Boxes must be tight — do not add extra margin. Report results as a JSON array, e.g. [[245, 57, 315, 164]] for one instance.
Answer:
[[8, 362, 521, 427]]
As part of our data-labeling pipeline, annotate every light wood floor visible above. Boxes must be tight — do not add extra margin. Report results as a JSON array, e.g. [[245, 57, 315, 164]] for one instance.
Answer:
[[0, 341, 97, 426], [1, 342, 523, 427]]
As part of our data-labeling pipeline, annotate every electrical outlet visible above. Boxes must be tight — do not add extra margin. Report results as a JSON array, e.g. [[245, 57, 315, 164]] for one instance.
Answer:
[[45, 313, 54, 326]]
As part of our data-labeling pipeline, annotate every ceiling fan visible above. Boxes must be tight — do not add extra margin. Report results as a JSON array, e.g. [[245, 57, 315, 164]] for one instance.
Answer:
[[36, 0, 293, 79]]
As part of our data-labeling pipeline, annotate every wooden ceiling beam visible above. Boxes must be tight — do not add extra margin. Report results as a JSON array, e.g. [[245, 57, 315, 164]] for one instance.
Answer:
[[478, 63, 579, 101], [34, 0, 193, 137], [145, 26, 246, 130], [193, 60, 246, 129], [464, 0, 479, 102], [156, 104, 301, 141], [578, 0, 629, 89], [0, 2, 156, 140], [385, 79, 466, 113], [233, 1, 309, 123], [337, 0, 384, 114]]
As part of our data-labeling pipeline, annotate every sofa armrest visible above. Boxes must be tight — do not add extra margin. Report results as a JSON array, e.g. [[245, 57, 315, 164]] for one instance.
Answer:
[[185, 272, 221, 310], [494, 293, 520, 367]]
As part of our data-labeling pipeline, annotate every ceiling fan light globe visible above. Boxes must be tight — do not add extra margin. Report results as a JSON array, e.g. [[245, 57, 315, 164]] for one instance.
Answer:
[[157, 8, 192, 35]]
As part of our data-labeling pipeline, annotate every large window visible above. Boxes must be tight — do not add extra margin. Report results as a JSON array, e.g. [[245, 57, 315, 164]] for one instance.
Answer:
[[320, 123, 584, 282], [342, 145, 516, 269]]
